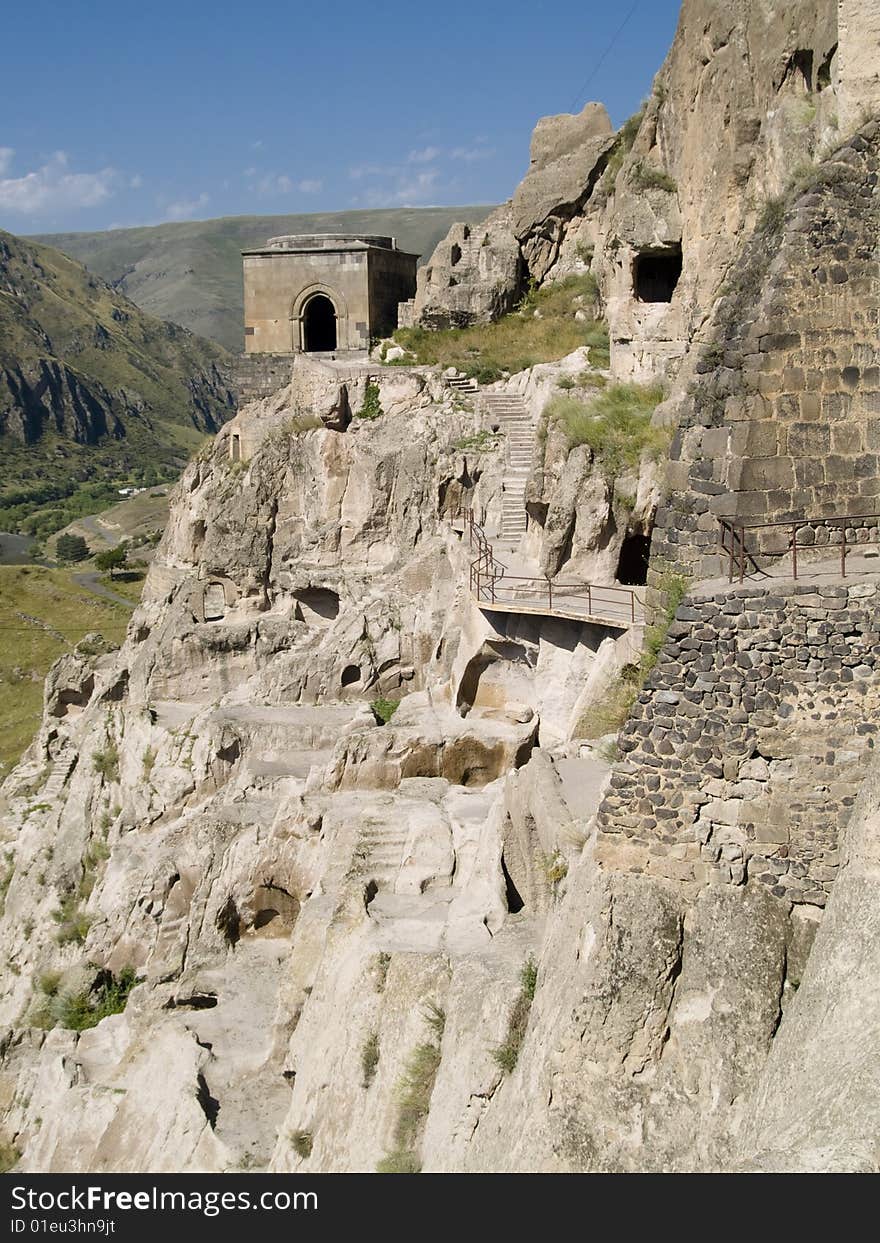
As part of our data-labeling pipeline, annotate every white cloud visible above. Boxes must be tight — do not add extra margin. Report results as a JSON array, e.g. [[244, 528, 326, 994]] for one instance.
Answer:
[[164, 192, 210, 221], [349, 162, 395, 181], [251, 172, 323, 196], [450, 142, 494, 162], [354, 168, 441, 208], [0, 150, 119, 215], [408, 145, 441, 164], [129, 173, 143, 189]]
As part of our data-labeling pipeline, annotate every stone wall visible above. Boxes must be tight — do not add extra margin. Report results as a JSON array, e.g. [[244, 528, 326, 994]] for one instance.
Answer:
[[234, 353, 293, 403], [595, 576, 880, 907], [652, 122, 880, 583]]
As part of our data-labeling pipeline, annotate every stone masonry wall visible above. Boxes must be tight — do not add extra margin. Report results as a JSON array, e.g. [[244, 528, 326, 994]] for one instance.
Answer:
[[595, 576, 880, 907], [234, 353, 294, 403], [652, 121, 880, 584]]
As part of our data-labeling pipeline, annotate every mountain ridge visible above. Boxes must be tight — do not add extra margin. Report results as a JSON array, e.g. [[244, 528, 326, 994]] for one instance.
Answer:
[[0, 229, 234, 540], [35, 206, 495, 351]]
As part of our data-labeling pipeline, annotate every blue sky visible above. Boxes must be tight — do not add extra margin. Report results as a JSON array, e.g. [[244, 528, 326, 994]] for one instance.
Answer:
[[0, 0, 681, 234]]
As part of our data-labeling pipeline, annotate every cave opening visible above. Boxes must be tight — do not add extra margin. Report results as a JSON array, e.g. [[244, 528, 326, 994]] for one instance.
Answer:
[[633, 247, 682, 303], [501, 854, 525, 914], [616, 532, 652, 586]]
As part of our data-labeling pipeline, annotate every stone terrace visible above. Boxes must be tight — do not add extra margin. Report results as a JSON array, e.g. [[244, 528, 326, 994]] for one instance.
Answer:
[[594, 573, 880, 907]]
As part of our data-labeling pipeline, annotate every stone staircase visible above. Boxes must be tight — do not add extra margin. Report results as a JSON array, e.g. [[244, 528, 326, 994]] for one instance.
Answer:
[[481, 391, 535, 544], [43, 750, 78, 801], [445, 374, 479, 395], [355, 820, 412, 885]]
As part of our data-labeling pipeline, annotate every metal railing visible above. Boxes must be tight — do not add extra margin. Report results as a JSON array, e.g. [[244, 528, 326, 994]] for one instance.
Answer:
[[719, 514, 880, 583], [449, 507, 644, 627]]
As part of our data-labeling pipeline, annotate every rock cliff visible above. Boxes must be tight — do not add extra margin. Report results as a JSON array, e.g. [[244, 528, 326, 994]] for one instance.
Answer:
[[0, 229, 235, 515]]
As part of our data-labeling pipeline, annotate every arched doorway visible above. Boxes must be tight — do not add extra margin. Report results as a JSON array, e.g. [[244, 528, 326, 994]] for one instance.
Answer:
[[302, 294, 337, 351]]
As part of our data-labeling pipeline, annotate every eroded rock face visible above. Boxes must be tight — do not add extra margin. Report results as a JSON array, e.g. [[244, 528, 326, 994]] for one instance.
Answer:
[[408, 209, 525, 330], [411, 0, 851, 390]]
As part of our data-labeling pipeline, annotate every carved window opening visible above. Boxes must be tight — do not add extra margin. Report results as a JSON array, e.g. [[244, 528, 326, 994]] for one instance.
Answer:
[[203, 582, 226, 622], [633, 246, 682, 303], [230, 433, 241, 462]]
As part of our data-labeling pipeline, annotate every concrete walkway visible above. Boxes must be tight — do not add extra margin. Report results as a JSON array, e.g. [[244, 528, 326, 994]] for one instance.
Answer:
[[461, 522, 645, 630]]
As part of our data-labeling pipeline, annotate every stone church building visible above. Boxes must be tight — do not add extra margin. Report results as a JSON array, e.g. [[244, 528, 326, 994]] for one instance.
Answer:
[[241, 233, 418, 357]]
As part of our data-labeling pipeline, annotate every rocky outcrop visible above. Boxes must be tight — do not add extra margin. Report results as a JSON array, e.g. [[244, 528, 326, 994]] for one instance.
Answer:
[[405, 209, 524, 330], [411, 0, 849, 389], [0, 229, 234, 487], [511, 103, 614, 283]]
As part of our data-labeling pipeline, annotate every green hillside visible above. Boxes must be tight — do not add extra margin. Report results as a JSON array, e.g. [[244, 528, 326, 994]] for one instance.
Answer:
[[0, 229, 234, 541], [35, 206, 494, 351]]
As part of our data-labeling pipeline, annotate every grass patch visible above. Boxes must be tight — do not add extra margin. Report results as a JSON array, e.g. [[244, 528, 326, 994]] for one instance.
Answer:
[[492, 959, 538, 1074], [291, 1130, 313, 1159], [544, 383, 667, 474], [0, 854, 13, 918], [575, 665, 641, 739], [356, 382, 383, 421], [370, 698, 400, 725], [576, 370, 607, 390], [630, 160, 677, 194], [361, 1032, 380, 1088], [757, 195, 787, 236], [395, 275, 605, 379], [51, 893, 92, 946], [375, 952, 392, 992], [92, 744, 120, 783], [34, 967, 137, 1031], [542, 852, 568, 896], [99, 570, 146, 605], [641, 567, 688, 678], [0, 566, 131, 777], [452, 430, 502, 452], [604, 104, 646, 184], [282, 413, 323, 435], [376, 1150, 422, 1174], [377, 1002, 445, 1174], [574, 567, 689, 740], [0, 1136, 20, 1173]]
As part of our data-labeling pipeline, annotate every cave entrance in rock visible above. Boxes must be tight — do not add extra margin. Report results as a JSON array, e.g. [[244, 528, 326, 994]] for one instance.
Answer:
[[302, 294, 337, 351], [616, 532, 651, 585], [633, 246, 682, 303]]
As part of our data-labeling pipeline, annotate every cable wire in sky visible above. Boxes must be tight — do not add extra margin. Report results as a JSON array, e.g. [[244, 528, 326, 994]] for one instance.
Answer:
[[568, 0, 642, 115]]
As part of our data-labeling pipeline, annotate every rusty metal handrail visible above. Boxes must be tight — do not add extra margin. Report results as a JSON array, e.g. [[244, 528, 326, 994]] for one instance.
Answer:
[[448, 506, 643, 624], [719, 513, 880, 583]]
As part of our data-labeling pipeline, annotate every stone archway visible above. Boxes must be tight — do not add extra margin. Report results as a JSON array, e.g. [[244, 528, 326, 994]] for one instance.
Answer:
[[302, 293, 337, 351]]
